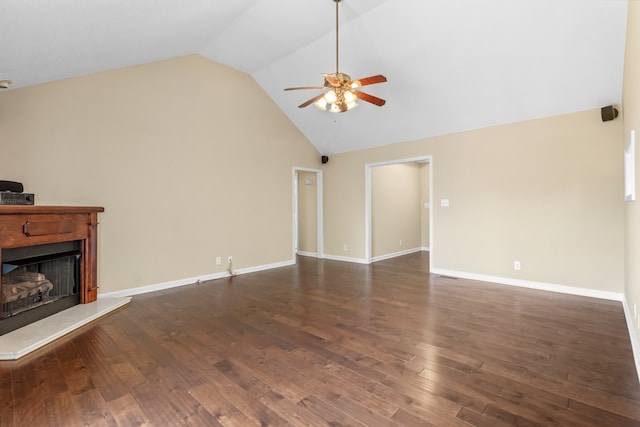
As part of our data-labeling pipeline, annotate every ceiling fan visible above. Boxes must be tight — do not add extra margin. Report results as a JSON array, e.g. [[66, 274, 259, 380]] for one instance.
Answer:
[[284, 0, 387, 113]]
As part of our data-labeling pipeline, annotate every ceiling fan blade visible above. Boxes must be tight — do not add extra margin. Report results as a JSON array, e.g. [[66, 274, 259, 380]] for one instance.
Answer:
[[354, 90, 386, 107], [350, 75, 387, 88], [284, 86, 325, 91], [298, 93, 326, 108]]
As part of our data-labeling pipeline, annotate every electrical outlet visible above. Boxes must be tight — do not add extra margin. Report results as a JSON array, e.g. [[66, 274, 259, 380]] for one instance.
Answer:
[[343, 244, 347, 251], [634, 303, 637, 319], [228, 256, 232, 263], [514, 261, 521, 271], [216, 257, 221, 265], [400, 239, 403, 247]]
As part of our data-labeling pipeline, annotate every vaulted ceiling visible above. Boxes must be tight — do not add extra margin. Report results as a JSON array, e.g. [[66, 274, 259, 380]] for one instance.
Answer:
[[0, 0, 628, 155]]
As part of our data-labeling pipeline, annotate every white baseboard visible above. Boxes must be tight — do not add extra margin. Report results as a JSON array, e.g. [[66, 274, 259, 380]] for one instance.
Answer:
[[324, 248, 428, 265], [100, 259, 296, 298], [297, 251, 318, 258], [421, 246, 430, 252], [237, 259, 296, 275], [371, 247, 423, 263], [430, 268, 624, 301], [622, 295, 640, 383], [322, 254, 369, 264]]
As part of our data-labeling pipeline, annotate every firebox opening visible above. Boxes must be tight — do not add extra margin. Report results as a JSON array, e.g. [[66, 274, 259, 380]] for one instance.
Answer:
[[1, 241, 82, 336]]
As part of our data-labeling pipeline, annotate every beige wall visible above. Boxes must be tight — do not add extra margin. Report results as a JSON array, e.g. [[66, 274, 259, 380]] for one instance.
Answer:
[[371, 163, 422, 257], [297, 170, 317, 255], [0, 55, 320, 292], [624, 1, 640, 348], [324, 109, 624, 293]]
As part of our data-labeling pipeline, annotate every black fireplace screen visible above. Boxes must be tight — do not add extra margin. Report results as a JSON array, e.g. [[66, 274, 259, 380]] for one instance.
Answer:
[[1, 241, 81, 335]]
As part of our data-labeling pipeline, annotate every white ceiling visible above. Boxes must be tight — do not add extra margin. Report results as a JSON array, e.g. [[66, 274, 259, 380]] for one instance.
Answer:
[[0, 0, 628, 155]]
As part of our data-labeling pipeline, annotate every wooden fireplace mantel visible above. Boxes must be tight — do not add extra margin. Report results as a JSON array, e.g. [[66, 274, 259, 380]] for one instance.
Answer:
[[0, 206, 104, 303]]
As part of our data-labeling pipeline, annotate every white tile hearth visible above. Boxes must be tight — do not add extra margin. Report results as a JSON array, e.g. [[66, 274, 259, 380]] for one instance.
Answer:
[[0, 297, 130, 360]]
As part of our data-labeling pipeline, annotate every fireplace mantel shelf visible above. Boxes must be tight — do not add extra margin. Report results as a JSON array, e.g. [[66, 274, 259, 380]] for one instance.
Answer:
[[0, 206, 105, 214]]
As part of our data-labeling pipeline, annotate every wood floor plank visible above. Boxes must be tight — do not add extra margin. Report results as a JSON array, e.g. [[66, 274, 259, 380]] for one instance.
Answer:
[[210, 360, 293, 426], [297, 394, 367, 427], [258, 390, 330, 427], [132, 376, 214, 426], [455, 406, 516, 427], [71, 388, 118, 426], [189, 382, 255, 427], [58, 357, 95, 396], [1, 252, 639, 426], [480, 357, 640, 420], [106, 394, 153, 427], [11, 400, 48, 427], [43, 391, 83, 426], [289, 347, 400, 418], [390, 407, 438, 426], [0, 366, 14, 427], [223, 346, 312, 404], [567, 398, 640, 427]]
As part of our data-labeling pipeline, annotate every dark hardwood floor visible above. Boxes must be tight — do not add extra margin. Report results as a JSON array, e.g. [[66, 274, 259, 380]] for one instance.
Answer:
[[1, 252, 640, 426]]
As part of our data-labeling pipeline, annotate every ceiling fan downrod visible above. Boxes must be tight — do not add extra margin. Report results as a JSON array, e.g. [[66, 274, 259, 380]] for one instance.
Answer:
[[334, 0, 340, 74]]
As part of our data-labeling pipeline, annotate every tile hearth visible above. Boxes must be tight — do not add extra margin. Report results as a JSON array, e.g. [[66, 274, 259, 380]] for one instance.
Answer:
[[0, 296, 130, 360]]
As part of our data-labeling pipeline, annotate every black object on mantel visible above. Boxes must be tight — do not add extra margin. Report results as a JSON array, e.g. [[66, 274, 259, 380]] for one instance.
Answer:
[[0, 181, 24, 193]]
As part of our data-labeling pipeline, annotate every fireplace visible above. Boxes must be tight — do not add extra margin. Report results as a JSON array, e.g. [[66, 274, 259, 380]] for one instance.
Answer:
[[1, 241, 82, 335], [0, 206, 104, 336]]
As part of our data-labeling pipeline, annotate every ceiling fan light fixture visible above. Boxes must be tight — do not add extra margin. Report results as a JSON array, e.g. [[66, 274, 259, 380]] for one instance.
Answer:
[[315, 88, 358, 113], [315, 98, 328, 110], [343, 90, 356, 104], [346, 100, 358, 111], [324, 89, 338, 104], [284, 0, 386, 112]]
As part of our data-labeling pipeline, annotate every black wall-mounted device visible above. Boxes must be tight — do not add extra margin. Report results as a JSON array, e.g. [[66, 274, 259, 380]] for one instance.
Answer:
[[601, 106, 619, 122]]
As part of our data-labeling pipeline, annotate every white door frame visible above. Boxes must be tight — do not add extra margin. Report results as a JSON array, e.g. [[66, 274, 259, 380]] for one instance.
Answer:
[[365, 155, 432, 266], [292, 167, 324, 260]]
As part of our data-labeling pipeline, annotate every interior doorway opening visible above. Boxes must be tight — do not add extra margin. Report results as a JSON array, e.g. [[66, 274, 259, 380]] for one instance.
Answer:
[[292, 167, 324, 260], [365, 156, 432, 266]]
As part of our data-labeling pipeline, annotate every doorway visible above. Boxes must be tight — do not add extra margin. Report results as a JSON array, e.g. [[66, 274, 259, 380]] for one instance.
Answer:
[[365, 156, 432, 265], [292, 167, 324, 260]]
